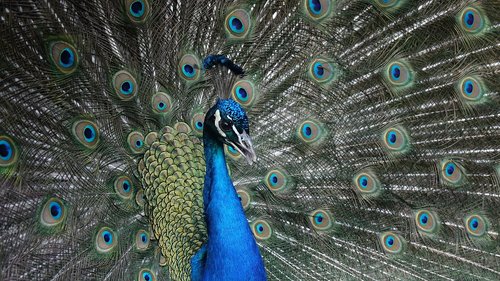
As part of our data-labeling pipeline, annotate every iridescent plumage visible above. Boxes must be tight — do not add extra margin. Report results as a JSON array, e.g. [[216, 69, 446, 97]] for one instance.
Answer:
[[0, 0, 499, 280]]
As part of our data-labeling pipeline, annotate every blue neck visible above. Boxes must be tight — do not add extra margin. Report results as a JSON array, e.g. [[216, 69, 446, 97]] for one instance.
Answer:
[[200, 134, 266, 281]]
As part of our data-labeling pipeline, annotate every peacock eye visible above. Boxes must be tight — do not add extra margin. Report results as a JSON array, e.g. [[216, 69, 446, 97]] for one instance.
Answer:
[[220, 121, 232, 131]]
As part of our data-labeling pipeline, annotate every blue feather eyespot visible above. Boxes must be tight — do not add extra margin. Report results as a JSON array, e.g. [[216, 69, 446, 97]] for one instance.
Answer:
[[182, 64, 195, 78], [385, 60, 412, 87], [96, 227, 117, 253], [354, 171, 381, 196], [139, 269, 156, 281], [231, 80, 256, 107], [229, 17, 244, 33], [135, 189, 145, 207], [113, 70, 138, 100], [190, 111, 205, 137], [40, 198, 66, 227], [59, 48, 75, 68], [440, 160, 464, 186], [236, 188, 251, 210], [464, 214, 489, 237], [127, 131, 145, 154], [380, 232, 405, 254], [391, 65, 401, 80], [126, 0, 150, 23], [264, 169, 291, 193], [114, 176, 134, 199], [50, 41, 78, 74], [135, 229, 150, 250], [382, 126, 409, 153], [415, 210, 440, 234], [72, 120, 99, 149], [49, 202, 62, 219], [309, 209, 334, 231], [303, 0, 332, 21], [297, 119, 324, 144], [151, 92, 173, 114], [179, 54, 201, 81], [225, 144, 242, 161], [121, 80, 134, 95], [0, 136, 18, 167], [308, 58, 334, 84], [252, 219, 272, 240], [225, 9, 251, 39], [102, 231, 113, 244], [130, 0, 145, 17], [457, 76, 484, 102], [83, 125, 96, 142], [458, 6, 487, 34], [236, 87, 248, 101]]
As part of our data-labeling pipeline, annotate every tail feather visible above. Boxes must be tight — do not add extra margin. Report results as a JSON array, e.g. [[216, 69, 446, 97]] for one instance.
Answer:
[[1, 0, 500, 280]]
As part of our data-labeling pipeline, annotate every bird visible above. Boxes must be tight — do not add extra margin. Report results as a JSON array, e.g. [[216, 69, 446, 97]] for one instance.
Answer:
[[0, 0, 499, 280]]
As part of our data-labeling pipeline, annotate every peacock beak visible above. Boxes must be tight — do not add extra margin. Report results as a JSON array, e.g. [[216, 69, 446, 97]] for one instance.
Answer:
[[231, 131, 257, 165]]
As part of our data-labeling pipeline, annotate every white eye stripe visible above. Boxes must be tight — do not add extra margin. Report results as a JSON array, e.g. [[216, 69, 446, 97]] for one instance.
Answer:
[[232, 125, 242, 144], [214, 110, 226, 137]]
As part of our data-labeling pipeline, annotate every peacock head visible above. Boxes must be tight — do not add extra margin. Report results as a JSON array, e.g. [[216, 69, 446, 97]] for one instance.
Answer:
[[204, 98, 256, 164]]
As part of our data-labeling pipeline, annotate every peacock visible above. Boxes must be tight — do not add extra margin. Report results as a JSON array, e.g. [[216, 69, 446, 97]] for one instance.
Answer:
[[0, 0, 499, 280]]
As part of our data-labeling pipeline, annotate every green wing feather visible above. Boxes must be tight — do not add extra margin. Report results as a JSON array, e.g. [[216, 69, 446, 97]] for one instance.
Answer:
[[139, 123, 206, 280]]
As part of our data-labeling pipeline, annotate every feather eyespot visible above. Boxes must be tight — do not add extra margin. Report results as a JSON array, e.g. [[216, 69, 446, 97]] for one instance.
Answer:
[[382, 126, 409, 153], [457, 76, 484, 102], [304, 0, 332, 21], [298, 120, 324, 144], [135, 229, 150, 250], [72, 120, 99, 149], [458, 6, 486, 34], [0, 135, 18, 167], [464, 214, 488, 237], [96, 227, 117, 253], [415, 210, 439, 234], [190, 111, 205, 137], [115, 176, 134, 199], [179, 54, 201, 81], [252, 219, 272, 240], [225, 9, 251, 39], [440, 160, 464, 186], [151, 92, 173, 114], [309, 59, 334, 84], [128, 131, 145, 154], [225, 144, 242, 160], [40, 198, 66, 227], [309, 209, 334, 231], [126, 0, 150, 23], [231, 80, 256, 107], [236, 188, 251, 210], [380, 231, 405, 254], [264, 169, 290, 193], [113, 70, 138, 100], [138, 269, 156, 281], [50, 41, 78, 74], [354, 171, 381, 196], [385, 60, 412, 87]]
